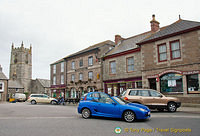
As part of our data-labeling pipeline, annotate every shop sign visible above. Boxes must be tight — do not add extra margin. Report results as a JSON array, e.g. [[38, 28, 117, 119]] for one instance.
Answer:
[[183, 70, 199, 75], [158, 70, 182, 77]]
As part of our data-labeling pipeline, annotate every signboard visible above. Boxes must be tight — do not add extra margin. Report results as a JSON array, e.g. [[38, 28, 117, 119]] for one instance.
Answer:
[[168, 80, 176, 87]]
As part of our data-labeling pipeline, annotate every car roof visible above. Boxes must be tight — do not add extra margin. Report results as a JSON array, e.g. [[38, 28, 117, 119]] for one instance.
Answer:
[[126, 89, 155, 91]]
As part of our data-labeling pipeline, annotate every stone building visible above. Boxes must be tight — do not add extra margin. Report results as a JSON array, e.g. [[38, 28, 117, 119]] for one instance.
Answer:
[[50, 59, 66, 98], [102, 32, 152, 96], [137, 16, 200, 103], [64, 40, 114, 98], [8, 42, 50, 98], [8, 42, 32, 97], [0, 65, 8, 101], [31, 79, 50, 95]]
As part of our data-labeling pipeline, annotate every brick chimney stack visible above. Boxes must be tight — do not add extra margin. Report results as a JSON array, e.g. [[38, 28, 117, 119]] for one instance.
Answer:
[[150, 14, 160, 32], [115, 35, 122, 45]]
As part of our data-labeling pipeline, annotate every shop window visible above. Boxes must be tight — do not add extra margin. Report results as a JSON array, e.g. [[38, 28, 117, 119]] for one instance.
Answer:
[[160, 73, 183, 93], [136, 81, 142, 88], [187, 74, 199, 93], [158, 43, 167, 62], [170, 40, 181, 60]]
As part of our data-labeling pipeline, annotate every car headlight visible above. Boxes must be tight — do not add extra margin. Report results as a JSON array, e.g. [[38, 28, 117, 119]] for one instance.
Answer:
[[139, 108, 147, 112]]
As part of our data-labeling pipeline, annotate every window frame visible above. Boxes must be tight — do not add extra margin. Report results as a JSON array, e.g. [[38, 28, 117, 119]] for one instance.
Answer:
[[71, 74, 75, 82], [61, 62, 64, 72], [53, 65, 56, 74], [79, 59, 83, 67], [157, 43, 167, 62], [71, 61, 75, 70], [88, 56, 93, 66], [53, 76, 56, 85], [79, 73, 83, 81], [88, 71, 93, 80], [61, 74, 64, 84], [170, 40, 181, 60], [126, 56, 134, 72], [109, 61, 116, 75]]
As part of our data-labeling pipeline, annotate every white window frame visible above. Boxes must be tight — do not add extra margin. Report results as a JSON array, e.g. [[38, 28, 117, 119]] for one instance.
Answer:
[[61, 74, 64, 84], [88, 56, 93, 66], [53, 76, 56, 85], [61, 62, 64, 72], [53, 65, 56, 74], [71, 74, 75, 82], [71, 61, 75, 70], [88, 71, 93, 80], [79, 73, 83, 81]]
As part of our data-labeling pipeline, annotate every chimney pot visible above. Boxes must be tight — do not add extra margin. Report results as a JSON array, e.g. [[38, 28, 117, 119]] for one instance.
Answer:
[[150, 14, 160, 32]]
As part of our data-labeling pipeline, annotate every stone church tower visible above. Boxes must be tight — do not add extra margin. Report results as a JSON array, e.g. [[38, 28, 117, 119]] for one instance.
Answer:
[[9, 42, 32, 93]]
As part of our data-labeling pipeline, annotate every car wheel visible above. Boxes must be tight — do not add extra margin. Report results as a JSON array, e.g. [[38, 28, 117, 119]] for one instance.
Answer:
[[168, 102, 177, 112], [123, 110, 135, 122], [82, 108, 91, 119], [51, 100, 57, 105], [31, 100, 36, 105]]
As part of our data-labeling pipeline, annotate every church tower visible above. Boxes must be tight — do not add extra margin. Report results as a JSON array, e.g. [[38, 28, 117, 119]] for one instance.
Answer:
[[9, 42, 32, 93]]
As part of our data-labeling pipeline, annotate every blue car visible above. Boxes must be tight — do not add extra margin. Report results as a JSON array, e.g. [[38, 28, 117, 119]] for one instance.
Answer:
[[78, 92, 150, 122]]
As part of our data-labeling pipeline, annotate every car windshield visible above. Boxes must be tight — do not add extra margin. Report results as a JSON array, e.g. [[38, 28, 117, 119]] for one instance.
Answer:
[[113, 97, 130, 105], [119, 90, 127, 97]]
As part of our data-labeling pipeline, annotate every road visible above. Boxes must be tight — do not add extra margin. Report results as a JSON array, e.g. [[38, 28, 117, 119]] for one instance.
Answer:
[[0, 102, 199, 136]]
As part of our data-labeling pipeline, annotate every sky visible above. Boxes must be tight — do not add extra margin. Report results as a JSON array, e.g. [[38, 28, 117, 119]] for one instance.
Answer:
[[0, 0, 199, 79]]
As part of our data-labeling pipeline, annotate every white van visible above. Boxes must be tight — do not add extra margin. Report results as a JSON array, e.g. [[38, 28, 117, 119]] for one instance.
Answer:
[[14, 93, 26, 102]]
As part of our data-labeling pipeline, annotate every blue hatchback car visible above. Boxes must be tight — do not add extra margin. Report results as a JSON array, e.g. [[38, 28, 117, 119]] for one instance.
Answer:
[[78, 92, 150, 122]]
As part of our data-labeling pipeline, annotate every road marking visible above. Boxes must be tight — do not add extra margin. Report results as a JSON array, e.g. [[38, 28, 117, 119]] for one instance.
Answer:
[[151, 115, 200, 118], [0, 116, 77, 120]]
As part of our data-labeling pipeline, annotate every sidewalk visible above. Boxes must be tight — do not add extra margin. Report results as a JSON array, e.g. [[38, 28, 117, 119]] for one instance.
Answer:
[[178, 103, 200, 114]]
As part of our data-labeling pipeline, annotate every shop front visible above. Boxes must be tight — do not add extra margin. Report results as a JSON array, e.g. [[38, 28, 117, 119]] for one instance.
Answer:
[[51, 84, 66, 99], [147, 70, 200, 95], [104, 77, 142, 96]]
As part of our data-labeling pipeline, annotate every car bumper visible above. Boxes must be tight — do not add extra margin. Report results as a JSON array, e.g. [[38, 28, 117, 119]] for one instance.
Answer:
[[137, 111, 151, 120]]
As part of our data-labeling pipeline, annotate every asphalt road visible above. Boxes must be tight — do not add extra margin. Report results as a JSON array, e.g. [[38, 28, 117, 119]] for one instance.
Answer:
[[0, 102, 199, 136]]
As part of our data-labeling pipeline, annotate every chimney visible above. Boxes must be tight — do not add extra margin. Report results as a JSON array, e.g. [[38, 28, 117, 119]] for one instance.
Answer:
[[115, 35, 122, 45], [0, 65, 2, 72], [150, 14, 160, 32]]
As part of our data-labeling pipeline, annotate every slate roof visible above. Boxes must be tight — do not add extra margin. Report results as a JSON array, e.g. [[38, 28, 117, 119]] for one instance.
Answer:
[[0, 71, 7, 80], [8, 80, 24, 89], [138, 19, 200, 45], [105, 31, 152, 56], [37, 79, 50, 88], [64, 40, 115, 59]]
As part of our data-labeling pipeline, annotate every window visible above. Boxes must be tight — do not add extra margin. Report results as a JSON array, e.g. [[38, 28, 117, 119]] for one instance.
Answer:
[[127, 57, 134, 72], [136, 81, 142, 88], [129, 90, 137, 96], [79, 73, 83, 81], [187, 74, 199, 93], [158, 44, 167, 62], [109, 61, 116, 74], [61, 74, 64, 84], [61, 62, 64, 72], [53, 76, 56, 85], [79, 59, 83, 67], [71, 61, 75, 70], [170, 40, 181, 60], [150, 90, 162, 97], [138, 90, 150, 97], [53, 65, 56, 74], [88, 56, 93, 66], [88, 71, 93, 79], [71, 74, 75, 82], [0, 82, 4, 92]]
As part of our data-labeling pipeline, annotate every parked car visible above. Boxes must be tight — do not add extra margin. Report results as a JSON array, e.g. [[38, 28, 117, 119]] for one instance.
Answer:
[[27, 94, 57, 105], [78, 92, 150, 122], [14, 93, 26, 102], [120, 89, 181, 112]]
